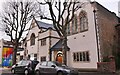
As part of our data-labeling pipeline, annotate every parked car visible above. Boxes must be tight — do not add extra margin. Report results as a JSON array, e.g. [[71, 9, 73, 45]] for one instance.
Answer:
[[11, 59, 39, 75], [35, 61, 78, 75]]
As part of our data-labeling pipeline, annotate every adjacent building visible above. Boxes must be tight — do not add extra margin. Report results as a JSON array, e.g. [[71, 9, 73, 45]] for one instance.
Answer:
[[25, 1, 119, 70], [0, 39, 13, 66], [0, 39, 24, 67]]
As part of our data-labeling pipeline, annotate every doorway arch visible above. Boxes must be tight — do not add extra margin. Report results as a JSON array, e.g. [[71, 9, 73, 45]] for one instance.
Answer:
[[56, 51, 63, 63]]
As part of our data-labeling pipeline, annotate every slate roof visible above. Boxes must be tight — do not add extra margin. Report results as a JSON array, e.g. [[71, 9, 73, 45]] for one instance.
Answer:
[[36, 21, 54, 29], [50, 39, 70, 51]]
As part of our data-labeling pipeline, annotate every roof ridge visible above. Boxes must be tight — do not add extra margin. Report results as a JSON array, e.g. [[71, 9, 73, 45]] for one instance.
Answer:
[[36, 20, 54, 29], [36, 20, 52, 25]]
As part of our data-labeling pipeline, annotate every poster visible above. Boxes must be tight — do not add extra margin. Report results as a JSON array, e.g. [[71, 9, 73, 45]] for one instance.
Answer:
[[2, 47, 13, 67]]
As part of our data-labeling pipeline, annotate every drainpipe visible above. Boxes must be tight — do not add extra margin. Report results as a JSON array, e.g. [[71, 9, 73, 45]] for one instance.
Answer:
[[49, 28, 52, 61], [37, 32, 40, 61], [93, 8, 100, 62]]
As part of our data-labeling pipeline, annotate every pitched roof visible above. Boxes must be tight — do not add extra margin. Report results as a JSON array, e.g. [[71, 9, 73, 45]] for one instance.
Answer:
[[36, 21, 54, 29], [50, 39, 70, 51]]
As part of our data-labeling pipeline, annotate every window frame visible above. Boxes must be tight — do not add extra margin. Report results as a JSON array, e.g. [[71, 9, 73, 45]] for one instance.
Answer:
[[79, 11, 88, 32], [73, 51, 90, 62], [66, 22, 71, 35], [41, 38, 46, 46], [41, 56, 46, 62], [30, 33, 35, 46], [72, 15, 78, 34]]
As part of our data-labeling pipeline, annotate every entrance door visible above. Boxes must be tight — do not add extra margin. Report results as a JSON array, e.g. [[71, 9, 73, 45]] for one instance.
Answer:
[[56, 53, 63, 63]]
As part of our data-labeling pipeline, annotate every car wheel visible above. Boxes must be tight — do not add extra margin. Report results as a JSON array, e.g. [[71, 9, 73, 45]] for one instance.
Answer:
[[11, 69, 15, 74], [57, 71, 63, 75], [24, 69, 29, 75], [35, 70, 40, 75]]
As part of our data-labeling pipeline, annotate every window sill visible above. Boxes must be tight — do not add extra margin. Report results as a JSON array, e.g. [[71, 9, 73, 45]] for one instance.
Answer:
[[80, 29, 88, 32], [73, 61, 90, 63]]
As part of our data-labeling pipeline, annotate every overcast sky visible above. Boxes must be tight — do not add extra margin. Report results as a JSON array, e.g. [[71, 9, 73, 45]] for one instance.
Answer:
[[93, 0, 119, 15], [0, 0, 119, 40]]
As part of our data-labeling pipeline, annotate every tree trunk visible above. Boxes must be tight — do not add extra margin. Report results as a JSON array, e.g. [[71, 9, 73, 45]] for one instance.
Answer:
[[63, 36, 68, 65], [12, 45, 18, 65]]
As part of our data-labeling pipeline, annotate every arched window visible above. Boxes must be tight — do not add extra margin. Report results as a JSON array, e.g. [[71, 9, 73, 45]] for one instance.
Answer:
[[72, 15, 78, 34], [79, 11, 88, 32], [66, 22, 70, 35], [30, 33, 35, 46]]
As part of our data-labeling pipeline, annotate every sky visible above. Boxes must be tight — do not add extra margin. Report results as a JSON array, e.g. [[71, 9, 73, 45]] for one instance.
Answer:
[[93, 0, 119, 15], [0, 0, 119, 40]]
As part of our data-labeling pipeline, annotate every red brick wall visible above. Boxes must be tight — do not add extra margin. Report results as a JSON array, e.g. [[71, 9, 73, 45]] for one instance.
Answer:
[[94, 2, 119, 60], [97, 61, 115, 72]]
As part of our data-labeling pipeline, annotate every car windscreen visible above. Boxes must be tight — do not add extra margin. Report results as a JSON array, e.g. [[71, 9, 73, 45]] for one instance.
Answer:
[[17, 60, 23, 65], [21, 60, 31, 66]]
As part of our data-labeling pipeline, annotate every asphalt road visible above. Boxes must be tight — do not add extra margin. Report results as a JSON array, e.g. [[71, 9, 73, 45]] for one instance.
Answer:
[[0, 69, 118, 75], [1, 72, 118, 75]]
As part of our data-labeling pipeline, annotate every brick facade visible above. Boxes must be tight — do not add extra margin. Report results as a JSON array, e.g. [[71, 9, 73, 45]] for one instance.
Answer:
[[93, 2, 119, 61]]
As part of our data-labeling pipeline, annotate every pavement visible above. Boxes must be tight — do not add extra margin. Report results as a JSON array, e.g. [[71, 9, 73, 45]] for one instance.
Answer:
[[0, 67, 119, 75], [0, 67, 11, 70], [0, 67, 11, 73]]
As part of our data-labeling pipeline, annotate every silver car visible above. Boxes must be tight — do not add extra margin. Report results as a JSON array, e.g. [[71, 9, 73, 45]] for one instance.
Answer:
[[35, 61, 78, 75]]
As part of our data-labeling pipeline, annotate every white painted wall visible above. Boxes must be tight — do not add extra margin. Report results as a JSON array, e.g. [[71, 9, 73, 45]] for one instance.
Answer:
[[38, 41, 49, 61], [36, 3, 99, 69], [38, 30, 59, 62], [51, 38, 59, 48], [17, 51, 24, 56], [26, 3, 99, 69], [39, 31, 50, 39], [51, 30, 59, 37], [26, 22, 40, 58], [67, 3, 98, 69]]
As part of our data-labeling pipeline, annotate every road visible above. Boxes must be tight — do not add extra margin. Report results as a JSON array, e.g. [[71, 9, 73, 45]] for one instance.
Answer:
[[1, 72, 118, 75], [0, 68, 118, 75]]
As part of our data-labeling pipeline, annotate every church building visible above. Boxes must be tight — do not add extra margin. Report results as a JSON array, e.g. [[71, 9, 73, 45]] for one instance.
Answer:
[[25, 1, 119, 70]]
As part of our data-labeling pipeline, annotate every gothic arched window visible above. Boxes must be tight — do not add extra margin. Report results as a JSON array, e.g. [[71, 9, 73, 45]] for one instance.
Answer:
[[79, 11, 88, 32], [30, 33, 35, 46], [72, 14, 78, 34], [66, 22, 70, 35]]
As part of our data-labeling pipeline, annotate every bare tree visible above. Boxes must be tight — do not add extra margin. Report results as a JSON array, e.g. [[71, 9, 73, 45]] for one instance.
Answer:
[[1, 0, 39, 65], [38, 0, 85, 65]]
